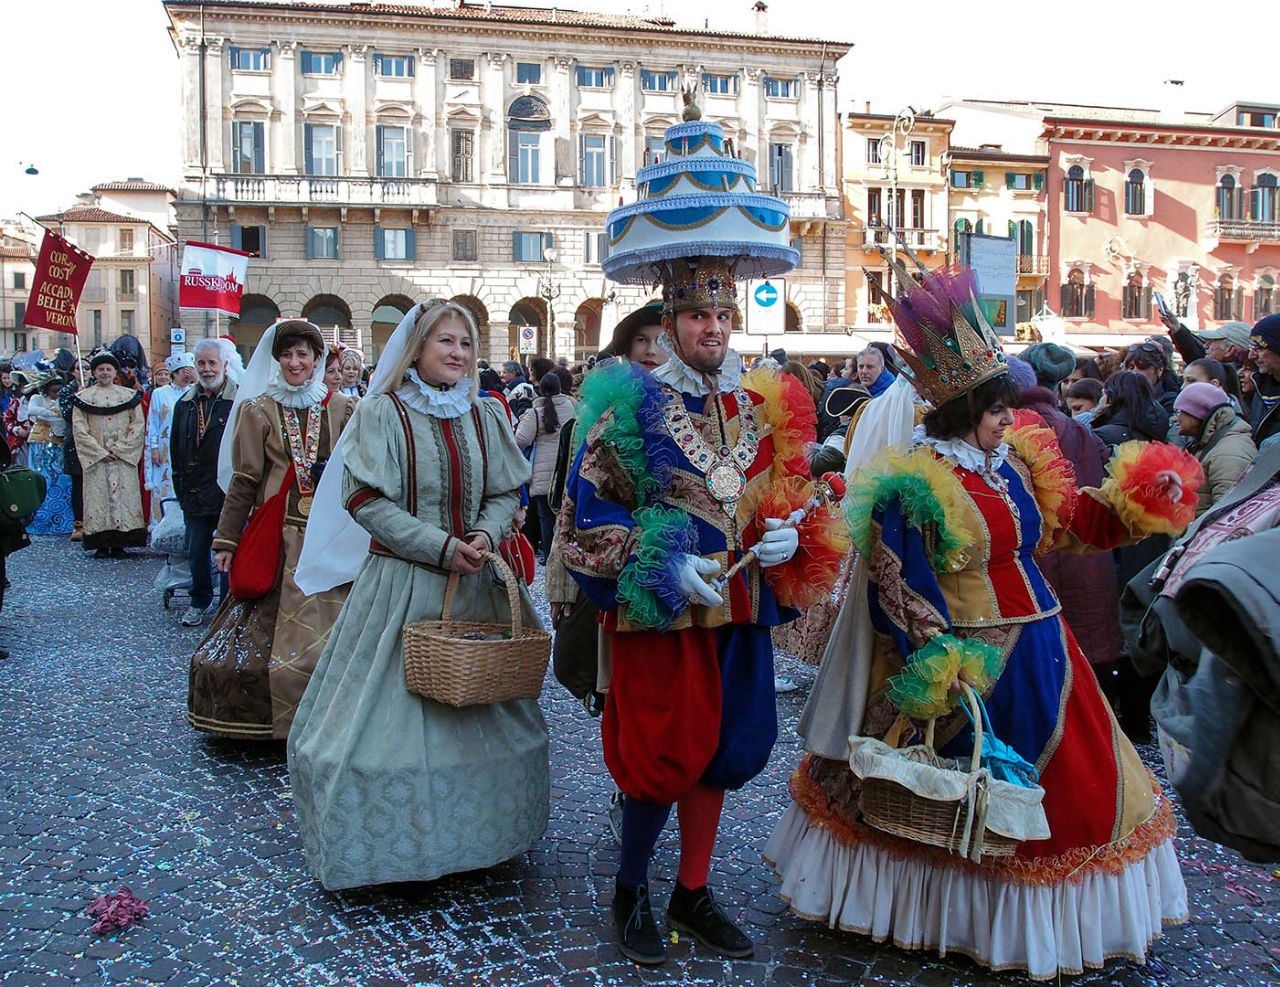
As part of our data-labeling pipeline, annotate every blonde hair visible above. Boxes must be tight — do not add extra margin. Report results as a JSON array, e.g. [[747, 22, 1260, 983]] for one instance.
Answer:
[[375, 300, 481, 397]]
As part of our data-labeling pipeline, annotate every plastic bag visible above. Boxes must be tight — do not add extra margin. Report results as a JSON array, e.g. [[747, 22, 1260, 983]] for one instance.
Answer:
[[154, 561, 192, 593], [150, 500, 187, 556]]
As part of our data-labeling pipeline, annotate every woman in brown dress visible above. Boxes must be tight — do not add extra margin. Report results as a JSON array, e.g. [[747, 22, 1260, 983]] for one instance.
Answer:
[[187, 320, 355, 740]]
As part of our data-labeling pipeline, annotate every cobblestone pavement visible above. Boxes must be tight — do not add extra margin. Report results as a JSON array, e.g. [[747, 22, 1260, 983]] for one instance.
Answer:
[[1, 536, 1276, 987]]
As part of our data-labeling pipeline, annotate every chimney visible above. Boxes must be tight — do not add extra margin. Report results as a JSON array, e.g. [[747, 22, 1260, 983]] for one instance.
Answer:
[[864, 101, 871, 114], [752, 1, 768, 34]]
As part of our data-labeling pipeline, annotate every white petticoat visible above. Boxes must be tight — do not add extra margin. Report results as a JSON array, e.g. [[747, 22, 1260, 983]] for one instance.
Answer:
[[763, 801, 1189, 980]]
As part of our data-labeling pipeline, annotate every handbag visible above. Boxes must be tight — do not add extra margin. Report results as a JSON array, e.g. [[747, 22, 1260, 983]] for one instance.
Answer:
[[0, 465, 46, 525], [499, 531, 537, 586], [228, 463, 295, 601]]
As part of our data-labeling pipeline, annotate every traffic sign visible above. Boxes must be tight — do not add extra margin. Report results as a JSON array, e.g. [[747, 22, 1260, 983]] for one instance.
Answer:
[[745, 278, 785, 335], [518, 325, 537, 355], [170, 327, 186, 344]]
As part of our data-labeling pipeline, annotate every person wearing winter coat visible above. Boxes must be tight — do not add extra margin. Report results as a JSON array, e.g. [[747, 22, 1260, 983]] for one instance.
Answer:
[[1090, 370, 1170, 449], [1172, 382, 1257, 517], [515, 372, 575, 564]]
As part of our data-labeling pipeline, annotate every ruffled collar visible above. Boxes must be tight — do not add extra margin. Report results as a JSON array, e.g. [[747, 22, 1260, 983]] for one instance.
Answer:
[[263, 361, 329, 409], [912, 424, 1008, 473], [394, 368, 475, 419], [652, 332, 743, 396]]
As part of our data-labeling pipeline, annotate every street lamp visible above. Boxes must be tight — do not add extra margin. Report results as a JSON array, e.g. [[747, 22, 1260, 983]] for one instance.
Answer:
[[876, 106, 917, 297], [538, 242, 560, 359]]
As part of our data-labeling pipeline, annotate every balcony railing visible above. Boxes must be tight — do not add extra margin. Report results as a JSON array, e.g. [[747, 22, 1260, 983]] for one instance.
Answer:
[[117, 291, 138, 302], [1207, 217, 1280, 243], [212, 175, 438, 208], [773, 190, 839, 222], [1017, 255, 1050, 275], [857, 228, 943, 252]]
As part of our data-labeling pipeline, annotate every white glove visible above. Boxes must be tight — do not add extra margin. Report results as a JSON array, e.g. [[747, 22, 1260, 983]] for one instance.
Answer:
[[757, 518, 800, 567], [677, 554, 724, 607]]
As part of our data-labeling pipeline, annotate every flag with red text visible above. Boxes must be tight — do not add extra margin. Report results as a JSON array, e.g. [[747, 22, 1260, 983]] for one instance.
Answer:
[[23, 229, 94, 335], [179, 241, 249, 316]]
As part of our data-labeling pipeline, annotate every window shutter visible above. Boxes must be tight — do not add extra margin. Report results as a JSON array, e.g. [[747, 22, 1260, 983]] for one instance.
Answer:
[[1033, 171, 1044, 191], [972, 171, 984, 188], [610, 135, 617, 186], [373, 53, 382, 75], [1005, 172, 1016, 189], [405, 229, 416, 260], [542, 232, 552, 259], [336, 125, 344, 173], [374, 229, 385, 260], [1085, 283, 1096, 318], [1143, 286, 1152, 319], [262, 48, 270, 70], [376, 125, 385, 176], [1008, 220, 1016, 238], [333, 50, 343, 71], [1084, 179, 1096, 213], [1059, 282, 1070, 313], [1235, 286, 1245, 320], [974, 218, 984, 235], [304, 122, 314, 175], [229, 45, 240, 67], [256, 226, 267, 257], [508, 131, 518, 181], [578, 134, 585, 185], [407, 55, 415, 77], [406, 127, 414, 176], [301, 50, 312, 73], [230, 226, 243, 251], [583, 231, 592, 263], [305, 227, 315, 260], [511, 231, 521, 261], [333, 226, 339, 258], [252, 121, 264, 173]]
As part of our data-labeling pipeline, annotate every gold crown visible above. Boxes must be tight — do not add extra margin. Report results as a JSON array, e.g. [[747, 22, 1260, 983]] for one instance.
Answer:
[[874, 258, 1008, 408], [658, 256, 740, 315]]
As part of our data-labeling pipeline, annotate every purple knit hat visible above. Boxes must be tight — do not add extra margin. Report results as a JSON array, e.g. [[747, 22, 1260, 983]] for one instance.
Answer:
[[1173, 381, 1229, 420], [1005, 356, 1037, 390]]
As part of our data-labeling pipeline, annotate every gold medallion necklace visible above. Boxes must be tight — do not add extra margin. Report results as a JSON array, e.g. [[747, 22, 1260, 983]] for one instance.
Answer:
[[662, 387, 759, 510], [281, 404, 323, 517]]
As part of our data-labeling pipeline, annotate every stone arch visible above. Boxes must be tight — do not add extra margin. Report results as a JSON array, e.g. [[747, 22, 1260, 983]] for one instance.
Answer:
[[508, 296, 547, 359], [785, 301, 802, 333], [302, 294, 354, 347], [229, 293, 279, 357], [370, 293, 414, 358], [449, 294, 492, 360], [574, 297, 606, 358]]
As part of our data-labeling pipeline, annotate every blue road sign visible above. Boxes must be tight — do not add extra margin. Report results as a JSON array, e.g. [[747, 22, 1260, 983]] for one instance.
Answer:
[[754, 282, 779, 307]]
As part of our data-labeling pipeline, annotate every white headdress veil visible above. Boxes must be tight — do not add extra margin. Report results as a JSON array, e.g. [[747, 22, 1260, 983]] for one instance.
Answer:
[[843, 372, 920, 482], [216, 320, 327, 492], [218, 337, 246, 385], [294, 301, 427, 595]]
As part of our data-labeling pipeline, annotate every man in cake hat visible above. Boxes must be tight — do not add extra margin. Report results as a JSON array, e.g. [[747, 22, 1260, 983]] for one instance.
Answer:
[[559, 98, 846, 965]]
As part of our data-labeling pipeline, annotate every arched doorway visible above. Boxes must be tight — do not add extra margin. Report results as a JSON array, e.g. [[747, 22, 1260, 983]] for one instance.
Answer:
[[450, 294, 491, 360], [785, 302, 802, 333], [228, 294, 279, 361], [574, 298, 605, 359], [371, 294, 413, 359], [508, 297, 547, 359], [302, 294, 354, 348]]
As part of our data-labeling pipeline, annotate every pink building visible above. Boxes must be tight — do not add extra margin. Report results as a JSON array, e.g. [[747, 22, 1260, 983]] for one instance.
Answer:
[[1044, 103, 1280, 342]]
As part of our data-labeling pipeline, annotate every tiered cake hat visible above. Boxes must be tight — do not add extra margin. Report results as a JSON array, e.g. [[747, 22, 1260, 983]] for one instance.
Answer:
[[602, 99, 799, 287]]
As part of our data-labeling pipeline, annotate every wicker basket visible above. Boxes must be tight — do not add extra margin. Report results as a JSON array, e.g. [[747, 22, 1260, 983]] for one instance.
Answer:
[[403, 551, 551, 707], [854, 682, 1044, 861]]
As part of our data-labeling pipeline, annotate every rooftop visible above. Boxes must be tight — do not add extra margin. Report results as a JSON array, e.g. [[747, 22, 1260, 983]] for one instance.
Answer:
[[942, 98, 1214, 126], [34, 205, 175, 242], [90, 178, 176, 194]]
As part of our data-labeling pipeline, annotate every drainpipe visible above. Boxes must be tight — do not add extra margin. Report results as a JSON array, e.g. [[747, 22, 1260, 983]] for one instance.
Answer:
[[199, 3, 210, 337]]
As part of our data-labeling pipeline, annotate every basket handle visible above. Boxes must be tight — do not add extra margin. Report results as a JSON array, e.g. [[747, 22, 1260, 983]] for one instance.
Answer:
[[958, 680, 984, 774], [440, 549, 524, 636]]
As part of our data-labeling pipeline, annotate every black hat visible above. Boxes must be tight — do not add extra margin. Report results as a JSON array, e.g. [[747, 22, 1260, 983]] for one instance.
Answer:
[[824, 383, 872, 420], [1252, 313, 1280, 353], [89, 351, 121, 372], [602, 302, 664, 359]]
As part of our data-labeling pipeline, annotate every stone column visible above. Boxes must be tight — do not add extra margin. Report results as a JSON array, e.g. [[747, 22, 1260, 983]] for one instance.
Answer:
[[416, 47, 439, 179], [275, 41, 298, 175], [742, 67, 763, 167], [179, 37, 204, 171], [346, 45, 369, 175], [204, 38, 226, 173], [618, 59, 637, 184], [484, 52, 509, 181]]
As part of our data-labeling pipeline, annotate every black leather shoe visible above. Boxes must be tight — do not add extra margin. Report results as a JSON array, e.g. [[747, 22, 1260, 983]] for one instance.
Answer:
[[666, 882, 753, 958], [612, 880, 666, 965]]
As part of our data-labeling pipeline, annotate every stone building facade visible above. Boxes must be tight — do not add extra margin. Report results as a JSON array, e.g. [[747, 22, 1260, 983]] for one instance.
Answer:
[[162, 0, 849, 364]]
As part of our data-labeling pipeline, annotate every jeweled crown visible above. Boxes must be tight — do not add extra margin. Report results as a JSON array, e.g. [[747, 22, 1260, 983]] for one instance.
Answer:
[[878, 261, 1008, 408], [659, 257, 739, 315]]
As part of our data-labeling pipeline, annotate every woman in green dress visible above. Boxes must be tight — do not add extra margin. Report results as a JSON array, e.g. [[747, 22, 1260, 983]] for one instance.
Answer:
[[288, 300, 549, 890]]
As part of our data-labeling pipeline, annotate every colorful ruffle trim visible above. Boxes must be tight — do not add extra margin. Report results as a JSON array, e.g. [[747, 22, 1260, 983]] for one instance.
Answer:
[[886, 634, 1002, 719], [789, 755, 1179, 888], [750, 473, 851, 610], [1100, 441, 1203, 536], [740, 368, 817, 481], [1006, 412, 1078, 553], [615, 503, 698, 630], [844, 446, 973, 573]]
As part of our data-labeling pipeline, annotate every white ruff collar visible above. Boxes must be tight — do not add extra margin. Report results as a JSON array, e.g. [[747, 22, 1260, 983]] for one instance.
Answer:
[[395, 369, 475, 419], [912, 424, 1009, 473], [264, 362, 329, 409], [652, 333, 743, 396]]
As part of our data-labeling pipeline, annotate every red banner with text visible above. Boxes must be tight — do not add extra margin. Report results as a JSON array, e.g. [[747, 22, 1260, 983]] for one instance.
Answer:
[[179, 240, 250, 316], [22, 230, 95, 335]]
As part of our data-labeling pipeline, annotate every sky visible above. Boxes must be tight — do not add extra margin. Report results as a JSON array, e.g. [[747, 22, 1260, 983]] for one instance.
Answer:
[[1, 0, 1268, 222]]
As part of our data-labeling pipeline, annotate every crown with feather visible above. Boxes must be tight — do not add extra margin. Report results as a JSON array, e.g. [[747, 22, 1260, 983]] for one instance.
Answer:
[[871, 255, 1008, 408]]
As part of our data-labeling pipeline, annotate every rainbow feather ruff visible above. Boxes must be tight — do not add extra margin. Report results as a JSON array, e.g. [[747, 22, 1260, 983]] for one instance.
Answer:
[[1101, 441, 1203, 536], [886, 634, 1003, 720]]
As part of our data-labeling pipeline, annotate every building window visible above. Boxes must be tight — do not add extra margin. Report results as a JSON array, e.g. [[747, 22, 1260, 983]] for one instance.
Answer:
[[762, 76, 798, 98], [1256, 274, 1278, 316], [701, 73, 738, 95], [305, 226, 339, 259], [13, 272, 24, 290], [304, 123, 340, 176], [644, 135, 665, 165], [1061, 268, 1092, 318], [1122, 271, 1151, 319], [83, 228, 101, 252], [512, 231, 549, 263], [91, 309, 103, 345], [1006, 172, 1032, 191], [580, 134, 613, 187], [1124, 169, 1147, 215], [867, 188, 882, 229], [449, 58, 475, 81], [375, 228, 415, 261], [13, 333, 25, 352], [640, 69, 677, 92], [516, 61, 542, 85], [300, 50, 341, 75], [511, 131, 541, 184], [866, 271, 885, 320], [451, 129, 474, 183], [769, 142, 794, 192], [1238, 110, 1277, 128], [1217, 174, 1242, 219], [119, 269, 135, 297], [910, 189, 925, 229], [576, 66, 615, 88], [1016, 219, 1034, 256], [1064, 164, 1094, 213], [376, 125, 408, 178], [373, 53, 414, 77], [121, 310, 135, 334], [13, 302, 25, 327], [909, 140, 926, 167], [865, 139, 880, 165], [888, 189, 906, 229], [119, 228, 134, 253], [1253, 173, 1279, 222], [229, 46, 270, 71], [952, 217, 972, 260], [231, 120, 265, 174], [230, 225, 265, 258], [452, 230, 477, 262], [584, 231, 609, 265], [952, 170, 970, 188], [1214, 274, 1241, 320]]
